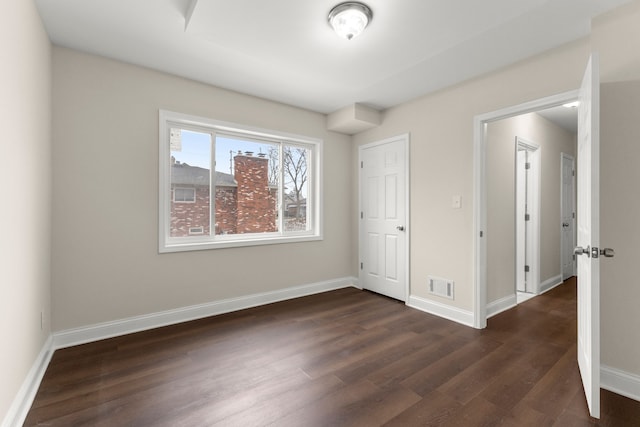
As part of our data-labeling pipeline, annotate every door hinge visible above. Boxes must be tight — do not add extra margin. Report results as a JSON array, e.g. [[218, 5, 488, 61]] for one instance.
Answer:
[[360, 211, 364, 219], [524, 265, 530, 272], [525, 162, 531, 170], [573, 170, 575, 176], [360, 262, 363, 270], [573, 212, 575, 219], [361, 161, 363, 168], [480, 231, 484, 237], [525, 213, 530, 221]]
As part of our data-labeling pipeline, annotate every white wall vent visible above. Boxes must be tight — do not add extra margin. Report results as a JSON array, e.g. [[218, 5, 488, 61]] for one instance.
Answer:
[[428, 276, 454, 300]]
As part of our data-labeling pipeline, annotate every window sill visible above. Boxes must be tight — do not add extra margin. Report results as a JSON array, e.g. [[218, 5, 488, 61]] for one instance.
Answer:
[[159, 233, 323, 253]]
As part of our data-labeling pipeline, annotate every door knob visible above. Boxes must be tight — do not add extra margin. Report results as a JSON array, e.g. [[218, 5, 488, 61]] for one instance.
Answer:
[[574, 246, 590, 257], [562, 222, 570, 227], [574, 246, 615, 258], [396, 226, 405, 231], [600, 248, 615, 258]]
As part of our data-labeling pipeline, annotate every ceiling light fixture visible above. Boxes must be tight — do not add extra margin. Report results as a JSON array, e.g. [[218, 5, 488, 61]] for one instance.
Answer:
[[328, 2, 373, 40]]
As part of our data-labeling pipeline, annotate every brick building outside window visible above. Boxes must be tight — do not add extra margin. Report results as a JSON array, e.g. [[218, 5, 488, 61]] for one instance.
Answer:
[[170, 152, 277, 237]]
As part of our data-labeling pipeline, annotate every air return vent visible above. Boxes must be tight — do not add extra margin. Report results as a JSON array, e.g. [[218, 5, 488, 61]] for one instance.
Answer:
[[428, 276, 454, 300]]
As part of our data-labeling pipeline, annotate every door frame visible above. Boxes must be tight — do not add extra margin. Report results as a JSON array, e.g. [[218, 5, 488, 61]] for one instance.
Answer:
[[561, 152, 577, 280], [473, 90, 578, 328], [358, 134, 411, 302], [515, 137, 541, 295]]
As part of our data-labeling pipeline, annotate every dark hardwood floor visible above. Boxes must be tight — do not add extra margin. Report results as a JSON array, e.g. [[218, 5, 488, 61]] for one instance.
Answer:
[[25, 278, 640, 426]]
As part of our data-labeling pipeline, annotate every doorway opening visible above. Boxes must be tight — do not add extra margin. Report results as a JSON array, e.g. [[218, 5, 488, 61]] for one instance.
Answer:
[[475, 56, 601, 419], [473, 90, 579, 328]]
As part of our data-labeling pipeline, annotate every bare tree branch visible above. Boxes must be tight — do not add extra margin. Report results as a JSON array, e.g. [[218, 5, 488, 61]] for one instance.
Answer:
[[283, 147, 307, 219]]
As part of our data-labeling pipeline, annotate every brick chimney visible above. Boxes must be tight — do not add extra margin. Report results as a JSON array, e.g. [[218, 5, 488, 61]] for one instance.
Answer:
[[234, 153, 276, 233]]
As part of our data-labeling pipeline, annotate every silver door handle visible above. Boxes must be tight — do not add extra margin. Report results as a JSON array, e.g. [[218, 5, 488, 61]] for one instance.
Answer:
[[396, 226, 405, 231], [600, 248, 615, 258], [574, 246, 615, 258], [574, 246, 590, 257]]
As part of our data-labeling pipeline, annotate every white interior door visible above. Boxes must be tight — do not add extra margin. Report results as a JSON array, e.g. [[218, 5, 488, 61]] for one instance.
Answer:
[[576, 54, 600, 419], [359, 136, 408, 301], [561, 153, 576, 280]]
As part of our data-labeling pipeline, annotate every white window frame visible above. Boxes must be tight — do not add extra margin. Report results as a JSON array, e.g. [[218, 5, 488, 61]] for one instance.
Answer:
[[159, 110, 323, 253]]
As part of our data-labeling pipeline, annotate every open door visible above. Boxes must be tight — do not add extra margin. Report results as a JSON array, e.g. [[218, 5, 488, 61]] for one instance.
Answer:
[[575, 54, 601, 419], [575, 53, 618, 418]]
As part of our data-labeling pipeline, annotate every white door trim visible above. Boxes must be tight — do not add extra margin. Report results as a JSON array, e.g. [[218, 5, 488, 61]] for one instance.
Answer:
[[473, 90, 579, 328], [515, 137, 541, 295], [561, 152, 577, 280], [358, 134, 411, 302]]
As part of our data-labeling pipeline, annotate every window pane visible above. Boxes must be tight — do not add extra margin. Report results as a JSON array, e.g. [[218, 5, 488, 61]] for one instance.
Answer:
[[283, 145, 310, 232], [215, 135, 279, 235], [174, 187, 195, 202], [170, 129, 211, 237]]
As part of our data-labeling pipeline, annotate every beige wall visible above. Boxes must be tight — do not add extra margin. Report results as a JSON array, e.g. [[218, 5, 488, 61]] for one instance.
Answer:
[[352, 39, 590, 312], [486, 113, 576, 303], [593, 0, 640, 380], [51, 47, 354, 331], [0, 0, 52, 421], [593, 1, 640, 84], [600, 81, 640, 375]]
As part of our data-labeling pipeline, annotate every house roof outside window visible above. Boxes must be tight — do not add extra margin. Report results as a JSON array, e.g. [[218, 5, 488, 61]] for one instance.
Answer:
[[171, 162, 236, 187]]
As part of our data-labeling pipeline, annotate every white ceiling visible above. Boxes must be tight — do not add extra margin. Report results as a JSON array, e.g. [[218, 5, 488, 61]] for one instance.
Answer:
[[36, 0, 629, 115], [538, 105, 578, 134]]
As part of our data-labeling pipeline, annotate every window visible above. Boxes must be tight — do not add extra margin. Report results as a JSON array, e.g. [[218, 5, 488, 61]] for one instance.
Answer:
[[159, 110, 322, 252], [173, 187, 196, 203]]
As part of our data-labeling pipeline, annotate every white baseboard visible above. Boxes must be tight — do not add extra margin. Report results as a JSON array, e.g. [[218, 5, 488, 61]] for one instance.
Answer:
[[53, 276, 358, 349], [539, 274, 563, 294], [601, 365, 640, 403], [1, 335, 54, 427], [484, 275, 563, 320], [407, 295, 474, 327], [486, 294, 517, 318]]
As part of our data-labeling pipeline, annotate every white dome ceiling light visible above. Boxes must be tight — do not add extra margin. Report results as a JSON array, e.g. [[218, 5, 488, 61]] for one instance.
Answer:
[[328, 2, 373, 40]]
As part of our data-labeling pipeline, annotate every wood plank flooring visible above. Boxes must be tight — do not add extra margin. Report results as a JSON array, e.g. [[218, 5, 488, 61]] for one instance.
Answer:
[[24, 278, 640, 426]]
